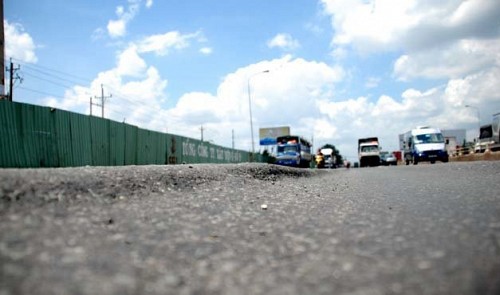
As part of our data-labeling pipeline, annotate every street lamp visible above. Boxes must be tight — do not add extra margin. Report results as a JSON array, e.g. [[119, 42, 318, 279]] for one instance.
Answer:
[[465, 104, 480, 138], [247, 70, 269, 158]]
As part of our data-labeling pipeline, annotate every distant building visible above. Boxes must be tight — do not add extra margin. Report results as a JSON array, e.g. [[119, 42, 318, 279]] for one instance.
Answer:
[[442, 129, 466, 155]]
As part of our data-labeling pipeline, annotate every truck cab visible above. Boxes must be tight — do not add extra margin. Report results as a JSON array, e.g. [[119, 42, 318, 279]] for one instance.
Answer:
[[474, 124, 494, 153], [474, 113, 500, 152], [403, 126, 449, 165], [358, 137, 380, 167]]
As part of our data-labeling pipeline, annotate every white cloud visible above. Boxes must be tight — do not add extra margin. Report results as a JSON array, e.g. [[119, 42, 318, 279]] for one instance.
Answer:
[[43, 46, 500, 162], [137, 31, 199, 55], [321, 0, 420, 52], [4, 20, 38, 63], [107, 19, 127, 38], [44, 27, 206, 130], [116, 45, 147, 76], [321, 0, 500, 53], [164, 56, 344, 149], [106, 0, 153, 38], [267, 33, 300, 51], [394, 39, 500, 81], [317, 0, 500, 156], [43, 42, 168, 126], [200, 47, 213, 55]]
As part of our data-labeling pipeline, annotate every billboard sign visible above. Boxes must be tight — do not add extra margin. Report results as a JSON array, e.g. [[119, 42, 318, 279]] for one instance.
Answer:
[[259, 126, 290, 145]]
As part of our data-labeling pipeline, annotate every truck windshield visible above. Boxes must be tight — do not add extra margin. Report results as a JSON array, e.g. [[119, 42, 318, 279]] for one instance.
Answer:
[[277, 145, 298, 153], [415, 133, 444, 144], [479, 125, 492, 139], [361, 146, 378, 153]]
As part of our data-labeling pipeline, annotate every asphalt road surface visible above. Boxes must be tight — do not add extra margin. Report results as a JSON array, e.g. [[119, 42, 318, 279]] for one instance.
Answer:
[[1, 161, 499, 295]]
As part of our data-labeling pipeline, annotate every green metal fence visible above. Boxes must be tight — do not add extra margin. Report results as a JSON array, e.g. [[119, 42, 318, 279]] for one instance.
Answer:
[[0, 100, 259, 168]]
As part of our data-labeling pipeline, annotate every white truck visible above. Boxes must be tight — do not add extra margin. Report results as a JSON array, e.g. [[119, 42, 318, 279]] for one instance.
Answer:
[[320, 148, 336, 168], [358, 137, 380, 167], [474, 112, 500, 153], [402, 126, 449, 165]]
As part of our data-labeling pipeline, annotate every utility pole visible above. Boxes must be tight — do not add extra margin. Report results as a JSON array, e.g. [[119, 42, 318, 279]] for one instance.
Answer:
[[91, 84, 111, 118], [6, 59, 21, 101], [200, 125, 204, 142], [0, 0, 5, 98], [90, 97, 96, 116]]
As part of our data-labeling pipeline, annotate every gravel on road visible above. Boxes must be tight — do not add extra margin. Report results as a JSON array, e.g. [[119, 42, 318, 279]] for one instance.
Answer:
[[1, 162, 499, 295]]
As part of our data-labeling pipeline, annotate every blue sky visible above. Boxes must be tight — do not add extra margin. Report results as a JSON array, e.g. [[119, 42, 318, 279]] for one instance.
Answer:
[[4, 0, 500, 162]]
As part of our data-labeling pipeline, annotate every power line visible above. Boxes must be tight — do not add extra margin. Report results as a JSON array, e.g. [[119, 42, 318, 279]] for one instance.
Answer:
[[22, 71, 76, 89], [17, 85, 63, 98], [4, 59, 191, 129], [8, 57, 91, 84]]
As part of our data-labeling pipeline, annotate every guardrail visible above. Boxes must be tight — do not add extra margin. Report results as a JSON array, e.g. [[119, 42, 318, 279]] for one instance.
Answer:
[[451, 146, 474, 157], [451, 143, 500, 157], [450, 145, 500, 162]]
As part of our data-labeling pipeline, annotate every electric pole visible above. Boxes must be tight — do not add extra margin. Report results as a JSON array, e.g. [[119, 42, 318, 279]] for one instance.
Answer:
[[91, 84, 111, 118], [0, 0, 5, 98], [200, 125, 204, 142], [6, 59, 21, 101]]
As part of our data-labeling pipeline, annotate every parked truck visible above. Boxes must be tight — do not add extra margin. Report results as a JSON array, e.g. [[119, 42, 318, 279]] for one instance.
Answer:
[[402, 126, 449, 165], [358, 137, 380, 167], [474, 112, 500, 153]]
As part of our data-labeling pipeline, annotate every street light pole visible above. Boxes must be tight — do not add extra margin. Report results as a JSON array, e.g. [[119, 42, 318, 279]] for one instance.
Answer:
[[247, 70, 269, 158]]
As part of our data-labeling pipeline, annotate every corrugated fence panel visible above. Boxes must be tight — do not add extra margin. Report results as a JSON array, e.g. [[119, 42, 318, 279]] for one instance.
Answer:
[[124, 124, 138, 165], [70, 113, 92, 166], [0, 101, 24, 167], [54, 110, 73, 167], [152, 131, 167, 164], [21, 104, 58, 167], [137, 129, 165, 165], [90, 117, 110, 166], [109, 121, 125, 166], [159, 133, 169, 164], [38, 106, 59, 167], [19, 104, 38, 167], [172, 134, 252, 164], [1, 101, 259, 168], [165, 133, 180, 165]]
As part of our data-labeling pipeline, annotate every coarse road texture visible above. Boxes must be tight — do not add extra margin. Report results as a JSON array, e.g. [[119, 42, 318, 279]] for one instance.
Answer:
[[1, 162, 499, 295]]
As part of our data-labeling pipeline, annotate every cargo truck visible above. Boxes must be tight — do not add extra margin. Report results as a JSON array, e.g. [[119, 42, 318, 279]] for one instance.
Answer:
[[474, 112, 500, 153], [358, 137, 380, 167]]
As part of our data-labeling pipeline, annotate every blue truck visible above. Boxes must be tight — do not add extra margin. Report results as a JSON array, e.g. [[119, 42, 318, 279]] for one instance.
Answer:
[[275, 135, 312, 168]]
